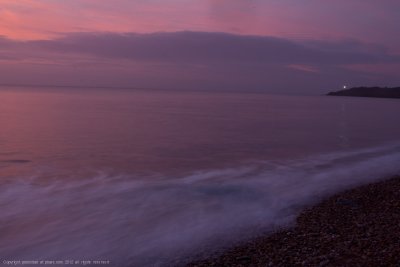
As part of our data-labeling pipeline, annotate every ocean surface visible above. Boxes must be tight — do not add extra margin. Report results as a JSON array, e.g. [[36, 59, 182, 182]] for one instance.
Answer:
[[1, 87, 400, 266]]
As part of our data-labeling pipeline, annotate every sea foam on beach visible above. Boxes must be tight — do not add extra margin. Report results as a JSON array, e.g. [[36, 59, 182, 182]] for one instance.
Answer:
[[1, 143, 400, 266]]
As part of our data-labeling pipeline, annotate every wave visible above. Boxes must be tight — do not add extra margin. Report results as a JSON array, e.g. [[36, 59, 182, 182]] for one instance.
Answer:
[[1, 144, 400, 266]]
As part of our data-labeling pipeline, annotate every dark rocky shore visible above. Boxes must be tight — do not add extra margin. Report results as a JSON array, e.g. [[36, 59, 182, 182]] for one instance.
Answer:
[[327, 87, 400, 99], [186, 176, 400, 267]]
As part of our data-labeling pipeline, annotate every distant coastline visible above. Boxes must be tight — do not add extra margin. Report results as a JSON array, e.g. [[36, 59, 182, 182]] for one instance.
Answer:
[[327, 87, 400, 99]]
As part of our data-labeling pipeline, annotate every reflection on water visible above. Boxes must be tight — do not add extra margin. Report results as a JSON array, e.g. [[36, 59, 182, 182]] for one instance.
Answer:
[[1, 87, 400, 266]]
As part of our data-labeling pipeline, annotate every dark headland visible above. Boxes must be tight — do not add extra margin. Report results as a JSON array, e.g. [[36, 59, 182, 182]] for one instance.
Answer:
[[327, 87, 400, 99], [186, 176, 400, 267]]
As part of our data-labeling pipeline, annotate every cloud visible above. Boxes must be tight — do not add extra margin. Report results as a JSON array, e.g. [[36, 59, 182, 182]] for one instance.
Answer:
[[1, 31, 399, 94], [1, 0, 399, 58], [11, 31, 398, 67], [287, 64, 320, 73]]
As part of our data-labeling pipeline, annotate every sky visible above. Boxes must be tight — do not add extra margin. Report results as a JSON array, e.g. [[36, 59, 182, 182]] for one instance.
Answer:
[[1, 0, 400, 94]]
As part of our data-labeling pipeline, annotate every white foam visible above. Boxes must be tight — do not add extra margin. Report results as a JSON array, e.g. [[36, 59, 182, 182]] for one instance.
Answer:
[[1, 144, 400, 266]]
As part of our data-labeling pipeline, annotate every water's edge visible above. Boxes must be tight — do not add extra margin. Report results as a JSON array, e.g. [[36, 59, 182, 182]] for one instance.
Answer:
[[184, 175, 400, 267], [1, 143, 400, 266]]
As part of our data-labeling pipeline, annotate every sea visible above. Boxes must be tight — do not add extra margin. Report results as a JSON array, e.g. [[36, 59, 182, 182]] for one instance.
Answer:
[[1, 87, 400, 266]]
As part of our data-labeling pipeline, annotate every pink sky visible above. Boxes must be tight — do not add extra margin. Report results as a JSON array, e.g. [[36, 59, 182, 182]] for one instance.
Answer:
[[1, 0, 399, 93], [1, 0, 399, 45]]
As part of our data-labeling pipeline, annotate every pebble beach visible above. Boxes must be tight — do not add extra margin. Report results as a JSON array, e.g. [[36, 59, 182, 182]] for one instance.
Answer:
[[187, 176, 400, 267]]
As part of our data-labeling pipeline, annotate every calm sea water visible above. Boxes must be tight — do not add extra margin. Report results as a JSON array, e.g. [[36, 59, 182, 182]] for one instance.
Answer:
[[1, 87, 400, 266]]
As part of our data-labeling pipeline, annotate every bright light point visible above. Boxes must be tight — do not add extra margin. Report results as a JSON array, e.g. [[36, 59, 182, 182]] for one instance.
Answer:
[[343, 85, 347, 89]]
